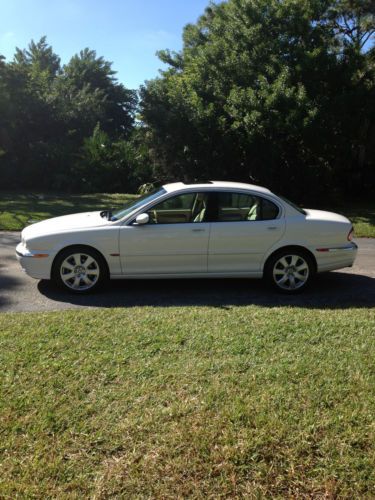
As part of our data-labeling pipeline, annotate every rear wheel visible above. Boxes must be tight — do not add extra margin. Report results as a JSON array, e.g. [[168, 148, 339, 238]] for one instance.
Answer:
[[52, 246, 108, 293], [265, 250, 314, 293]]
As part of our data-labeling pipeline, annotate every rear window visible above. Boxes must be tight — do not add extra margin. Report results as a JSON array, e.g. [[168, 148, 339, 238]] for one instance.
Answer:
[[278, 195, 306, 215], [214, 192, 279, 222]]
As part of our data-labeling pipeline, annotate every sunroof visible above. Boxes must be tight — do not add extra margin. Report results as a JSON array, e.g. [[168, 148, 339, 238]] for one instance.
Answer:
[[182, 180, 213, 185]]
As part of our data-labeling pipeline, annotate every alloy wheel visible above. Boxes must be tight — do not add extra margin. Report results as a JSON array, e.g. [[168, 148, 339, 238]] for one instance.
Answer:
[[60, 252, 100, 291], [272, 254, 310, 291]]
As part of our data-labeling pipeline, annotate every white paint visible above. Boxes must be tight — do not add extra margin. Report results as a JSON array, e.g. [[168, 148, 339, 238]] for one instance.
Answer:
[[16, 181, 358, 282]]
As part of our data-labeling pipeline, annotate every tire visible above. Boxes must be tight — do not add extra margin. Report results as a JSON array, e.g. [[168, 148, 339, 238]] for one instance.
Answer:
[[265, 249, 314, 293], [52, 246, 108, 293]]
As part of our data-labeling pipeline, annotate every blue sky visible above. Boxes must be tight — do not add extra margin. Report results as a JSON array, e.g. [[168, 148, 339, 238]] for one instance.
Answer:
[[0, 0, 212, 89]]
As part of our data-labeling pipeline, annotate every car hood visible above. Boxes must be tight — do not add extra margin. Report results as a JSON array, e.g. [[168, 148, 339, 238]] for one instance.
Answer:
[[304, 209, 350, 224], [22, 211, 111, 240]]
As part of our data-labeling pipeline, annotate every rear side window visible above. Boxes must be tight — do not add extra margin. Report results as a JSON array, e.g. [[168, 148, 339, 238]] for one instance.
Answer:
[[261, 198, 280, 220], [214, 192, 279, 222]]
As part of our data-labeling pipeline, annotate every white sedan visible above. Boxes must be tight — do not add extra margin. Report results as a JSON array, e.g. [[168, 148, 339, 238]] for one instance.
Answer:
[[16, 181, 357, 293]]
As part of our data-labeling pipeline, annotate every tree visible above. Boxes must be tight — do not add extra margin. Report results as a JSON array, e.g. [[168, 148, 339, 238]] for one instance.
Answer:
[[60, 48, 136, 139], [76, 124, 152, 193], [0, 38, 138, 191], [0, 38, 62, 189], [140, 0, 375, 201], [327, 0, 375, 53]]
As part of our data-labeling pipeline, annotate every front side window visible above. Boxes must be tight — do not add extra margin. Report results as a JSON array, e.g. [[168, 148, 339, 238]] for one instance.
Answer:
[[112, 187, 166, 220], [146, 192, 209, 224], [215, 192, 279, 222]]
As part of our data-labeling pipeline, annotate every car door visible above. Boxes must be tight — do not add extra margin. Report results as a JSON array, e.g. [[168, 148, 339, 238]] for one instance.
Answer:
[[119, 191, 211, 275], [207, 191, 285, 273]]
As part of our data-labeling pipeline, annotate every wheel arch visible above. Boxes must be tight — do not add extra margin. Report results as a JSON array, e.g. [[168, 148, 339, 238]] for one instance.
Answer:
[[51, 244, 110, 278], [263, 245, 317, 274]]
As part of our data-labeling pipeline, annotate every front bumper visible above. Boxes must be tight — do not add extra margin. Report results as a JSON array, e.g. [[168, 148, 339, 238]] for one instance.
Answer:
[[16, 242, 53, 279]]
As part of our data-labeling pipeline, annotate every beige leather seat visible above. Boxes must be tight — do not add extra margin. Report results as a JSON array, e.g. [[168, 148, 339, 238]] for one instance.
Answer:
[[192, 194, 207, 222], [247, 201, 260, 220], [194, 207, 206, 222]]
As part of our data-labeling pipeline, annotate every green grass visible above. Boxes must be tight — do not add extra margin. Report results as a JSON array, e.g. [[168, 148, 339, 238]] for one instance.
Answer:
[[0, 192, 137, 231], [0, 191, 374, 237], [329, 205, 375, 238], [1, 306, 375, 498]]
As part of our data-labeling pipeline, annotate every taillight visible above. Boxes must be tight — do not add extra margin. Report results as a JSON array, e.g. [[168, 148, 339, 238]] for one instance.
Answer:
[[347, 227, 354, 241]]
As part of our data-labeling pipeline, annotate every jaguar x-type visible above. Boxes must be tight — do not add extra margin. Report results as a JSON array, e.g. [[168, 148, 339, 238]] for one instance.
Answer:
[[16, 181, 357, 293]]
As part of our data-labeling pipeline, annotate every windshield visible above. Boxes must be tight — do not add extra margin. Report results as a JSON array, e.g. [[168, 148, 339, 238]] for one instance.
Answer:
[[111, 187, 166, 220], [278, 195, 306, 215]]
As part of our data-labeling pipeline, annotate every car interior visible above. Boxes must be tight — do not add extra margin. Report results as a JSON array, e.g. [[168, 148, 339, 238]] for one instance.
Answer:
[[146, 192, 278, 224]]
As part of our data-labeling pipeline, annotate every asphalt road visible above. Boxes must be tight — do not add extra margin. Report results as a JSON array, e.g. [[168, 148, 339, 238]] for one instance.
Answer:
[[0, 231, 374, 313]]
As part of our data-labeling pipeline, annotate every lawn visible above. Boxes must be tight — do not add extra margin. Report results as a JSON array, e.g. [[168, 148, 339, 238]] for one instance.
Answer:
[[1, 306, 374, 498], [327, 205, 375, 238], [0, 192, 136, 232], [0, 191, 374, 237]]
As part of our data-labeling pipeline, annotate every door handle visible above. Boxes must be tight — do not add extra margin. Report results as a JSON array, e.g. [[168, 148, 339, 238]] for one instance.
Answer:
[[192, 228, 205, 232], [267, 227, 278, 230]]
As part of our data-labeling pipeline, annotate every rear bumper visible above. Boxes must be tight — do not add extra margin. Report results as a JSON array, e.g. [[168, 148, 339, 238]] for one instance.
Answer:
[[16, 242, 53, 279], [315, 242, 358, 272]]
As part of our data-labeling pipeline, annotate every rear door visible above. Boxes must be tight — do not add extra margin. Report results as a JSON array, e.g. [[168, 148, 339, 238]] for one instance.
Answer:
[[207, 191, 285, 273]]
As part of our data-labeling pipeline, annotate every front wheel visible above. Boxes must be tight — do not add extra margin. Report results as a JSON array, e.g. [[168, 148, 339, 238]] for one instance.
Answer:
[[265, 250, 314, 293], [52, 246, 108, 293]]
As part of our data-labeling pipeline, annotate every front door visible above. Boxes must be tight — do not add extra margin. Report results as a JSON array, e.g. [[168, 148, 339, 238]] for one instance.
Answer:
[[119, 191, 210, 275]]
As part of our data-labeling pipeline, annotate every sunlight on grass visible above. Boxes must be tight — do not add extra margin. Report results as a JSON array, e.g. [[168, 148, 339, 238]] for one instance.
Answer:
[[0, 192, 137, 231], [1, 306, 374, 497]]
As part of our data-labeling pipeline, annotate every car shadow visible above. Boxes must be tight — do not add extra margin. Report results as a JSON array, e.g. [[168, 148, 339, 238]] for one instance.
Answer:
[[0, 273, 26, 309], [37, 272, 375, 310]]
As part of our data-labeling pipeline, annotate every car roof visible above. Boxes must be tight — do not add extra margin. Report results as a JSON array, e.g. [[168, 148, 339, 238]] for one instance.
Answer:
[[163, 181, 272, 195]]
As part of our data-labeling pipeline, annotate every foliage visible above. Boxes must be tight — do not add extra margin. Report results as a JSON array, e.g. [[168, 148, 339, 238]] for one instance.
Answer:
[[140, 0, 375, 201], [327, 0, 375, 52], [0, 38, 139, 192], [0, 0, 374, 200], [76, 125, 152, 193]]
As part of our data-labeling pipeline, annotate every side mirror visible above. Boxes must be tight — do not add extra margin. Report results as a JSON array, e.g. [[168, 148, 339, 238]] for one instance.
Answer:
[[135, 213, 149, 225]]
